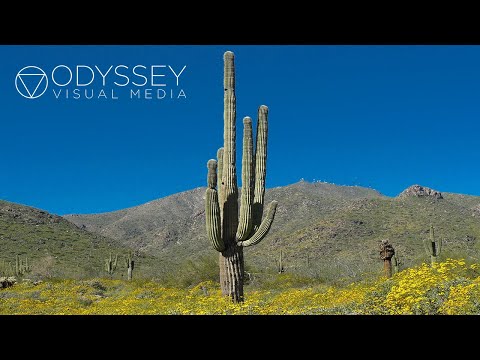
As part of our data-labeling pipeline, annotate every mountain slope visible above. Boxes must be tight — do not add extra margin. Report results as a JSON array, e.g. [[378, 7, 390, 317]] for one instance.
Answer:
[[64, 182, 480, 283], [0, 200, 158, 279]]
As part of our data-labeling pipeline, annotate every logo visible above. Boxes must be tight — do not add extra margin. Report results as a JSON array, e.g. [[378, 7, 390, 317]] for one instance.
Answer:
[[14, 64, 188, 101], [15, 66, 48, 99]]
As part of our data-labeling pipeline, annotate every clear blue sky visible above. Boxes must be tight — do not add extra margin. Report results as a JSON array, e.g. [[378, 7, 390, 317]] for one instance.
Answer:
[[1, 45, 480, 215]]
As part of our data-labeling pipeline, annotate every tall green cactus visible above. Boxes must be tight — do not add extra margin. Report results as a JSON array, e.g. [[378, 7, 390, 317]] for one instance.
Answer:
[[424, 224, 442, 265], [125, 252, 134, 281], [105, 253, 118, 277], [205, 51, 278, 302]]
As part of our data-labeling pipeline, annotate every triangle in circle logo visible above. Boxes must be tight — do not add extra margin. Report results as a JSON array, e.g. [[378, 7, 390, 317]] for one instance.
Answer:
[[18, 74, 46, 97]]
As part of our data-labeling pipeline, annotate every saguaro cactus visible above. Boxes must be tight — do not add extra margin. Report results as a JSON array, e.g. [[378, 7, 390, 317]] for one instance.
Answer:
[[105, 253, 118, 276], [125, 252, 134, 281], [392, 254, 400, 274], [277, 250, 285, 274], [424, 224, 442, 265], [379, 240, 395, 278], [205, 51, 278, 302], [14, 255, 31, 276]]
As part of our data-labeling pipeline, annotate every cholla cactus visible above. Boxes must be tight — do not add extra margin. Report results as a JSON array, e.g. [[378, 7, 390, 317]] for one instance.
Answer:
[[205, 51, 278, 302]]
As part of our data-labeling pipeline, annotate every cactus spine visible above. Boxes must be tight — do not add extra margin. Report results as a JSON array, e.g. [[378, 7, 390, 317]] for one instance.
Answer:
[[424, 224, 441, 265], [125, 252, 134, 281], [105, 253, 118, 276], [379, 240, 395, 278], [205, 51, 278, 302]]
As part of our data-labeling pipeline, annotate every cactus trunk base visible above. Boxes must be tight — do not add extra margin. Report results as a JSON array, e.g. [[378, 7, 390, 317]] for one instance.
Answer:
[[383, 259, 392, 278], [219, 246, 244, 303]]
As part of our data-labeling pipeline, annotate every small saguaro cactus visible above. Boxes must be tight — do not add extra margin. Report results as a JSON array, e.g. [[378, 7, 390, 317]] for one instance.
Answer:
[[379, 240, 395, 278], [105, 253, 118, 277], [15, 255, 20, 276], [277, 250, 285, 274], [23, 256, 31, 274], [125, 252, 134, 281], [14, 255, 31, 276], [205, 51, 278, 303], [424, 224, 442, 265], [392, 254, 400, 274]]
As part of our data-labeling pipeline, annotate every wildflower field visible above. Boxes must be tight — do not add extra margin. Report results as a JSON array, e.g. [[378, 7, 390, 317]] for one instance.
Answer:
[[1, 259, 479, 315]]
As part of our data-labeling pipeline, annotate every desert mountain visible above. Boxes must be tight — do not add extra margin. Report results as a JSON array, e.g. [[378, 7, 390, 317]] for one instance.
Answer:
[[0, 200, 158, 279], [64, 181, 480, 282]]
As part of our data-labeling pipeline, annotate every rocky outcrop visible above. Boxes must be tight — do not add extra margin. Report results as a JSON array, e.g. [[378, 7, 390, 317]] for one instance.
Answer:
[[398, 185, 443, 199], [0, 276, 17, 289]]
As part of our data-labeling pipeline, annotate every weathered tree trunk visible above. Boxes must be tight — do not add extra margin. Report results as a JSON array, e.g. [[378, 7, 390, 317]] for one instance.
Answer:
[[127, 267, 132, 281], [219, 246, 244, 302]]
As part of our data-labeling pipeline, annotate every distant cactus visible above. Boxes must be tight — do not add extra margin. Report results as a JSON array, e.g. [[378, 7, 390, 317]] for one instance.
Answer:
[[125, 252, 134, 281], [14, 255, 31, 277], [379, 240, 395, 278], [424, 225, 442, 265], [277, 250, 285, 274], [392, 254, 400, 274], [205, 51, 278, 302], [105, 253, 118, 276], [23, 256, 31, 274]]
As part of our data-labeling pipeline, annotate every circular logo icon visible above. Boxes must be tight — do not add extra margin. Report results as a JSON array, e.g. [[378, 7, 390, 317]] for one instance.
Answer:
[[15, 66, 48, 99]]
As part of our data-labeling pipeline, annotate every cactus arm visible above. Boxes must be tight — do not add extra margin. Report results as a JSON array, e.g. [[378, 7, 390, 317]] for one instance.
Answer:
[[252, 106, 269, 231], [206, 188, 224, 252], [206, 159, 224, 252], [238, 201, 277, 247], [436, 238, 442, 256], [236, 117, 254, 241], [207, 159, 217, 189], [221, 51, 239, 244], [423, 238, 433, 256]]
